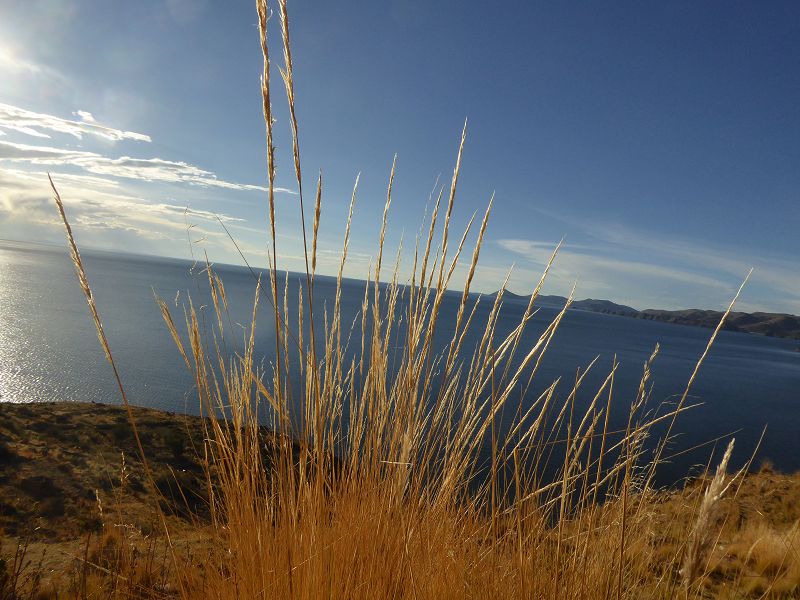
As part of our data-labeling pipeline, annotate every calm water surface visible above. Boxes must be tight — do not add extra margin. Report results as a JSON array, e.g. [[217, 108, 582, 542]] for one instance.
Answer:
[[1, 240, 798, 482]]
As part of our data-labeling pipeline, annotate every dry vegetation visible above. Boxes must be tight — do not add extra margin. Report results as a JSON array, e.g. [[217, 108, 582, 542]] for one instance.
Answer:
[[2, 0, 799, 597], [2, 405, 800, 598]]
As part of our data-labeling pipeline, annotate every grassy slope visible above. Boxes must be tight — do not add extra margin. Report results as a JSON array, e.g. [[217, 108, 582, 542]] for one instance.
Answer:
[[0, 402, 211, 542], [2, 402, 800, 597]]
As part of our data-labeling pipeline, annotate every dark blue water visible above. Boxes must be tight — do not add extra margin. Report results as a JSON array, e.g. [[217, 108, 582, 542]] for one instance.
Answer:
[[1, 240, 798, 481]]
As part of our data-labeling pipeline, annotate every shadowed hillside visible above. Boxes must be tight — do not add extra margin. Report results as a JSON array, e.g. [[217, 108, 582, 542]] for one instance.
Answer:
[[493, 290, 800, 340]]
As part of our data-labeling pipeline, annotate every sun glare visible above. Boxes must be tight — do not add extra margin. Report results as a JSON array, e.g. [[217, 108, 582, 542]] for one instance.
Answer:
[[0, 42, 40, 77]]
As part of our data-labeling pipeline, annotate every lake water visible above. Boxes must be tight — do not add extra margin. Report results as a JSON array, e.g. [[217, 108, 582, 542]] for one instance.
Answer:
[[1, 239, 798, 482]]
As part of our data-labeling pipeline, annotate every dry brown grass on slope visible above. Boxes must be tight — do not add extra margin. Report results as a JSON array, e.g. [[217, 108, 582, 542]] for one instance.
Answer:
[[724, 520, 800, 596], [3, 403, 800, 598], [0, 402, 243, 541]]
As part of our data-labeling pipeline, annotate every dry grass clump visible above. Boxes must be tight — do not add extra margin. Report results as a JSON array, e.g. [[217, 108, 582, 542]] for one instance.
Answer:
[[0, 519, 176, 600], [717, 520, 800, 596], [29, 0, 787, 597], [682, 440, 738, 589]]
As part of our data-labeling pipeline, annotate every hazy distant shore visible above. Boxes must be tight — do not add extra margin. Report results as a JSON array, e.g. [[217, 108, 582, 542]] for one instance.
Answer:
[[495, 290, 800, 341]]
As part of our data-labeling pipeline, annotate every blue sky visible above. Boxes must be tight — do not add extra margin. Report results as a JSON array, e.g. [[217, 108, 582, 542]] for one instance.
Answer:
[[0, 0, 797, 313]]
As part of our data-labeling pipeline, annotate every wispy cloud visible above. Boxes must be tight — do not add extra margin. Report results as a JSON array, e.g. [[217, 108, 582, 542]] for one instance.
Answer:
[[496, 239, 560, 257], [0, 140, 296, 194], [73, 110, 96, 124], [497, 238, 732, 294], [496, 218, 800, 313], [586, 222, 800, 297], [0, 168, 242, 241], [0, 102, 151, 142], [0, 100, 298, 264], [512, 211, 790, 294], [3, 168, 120, 189]]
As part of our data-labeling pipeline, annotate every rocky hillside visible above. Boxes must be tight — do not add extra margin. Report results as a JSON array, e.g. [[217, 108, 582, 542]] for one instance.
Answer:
[[637, 309, 800, 340], [490, 290, 800, 340]]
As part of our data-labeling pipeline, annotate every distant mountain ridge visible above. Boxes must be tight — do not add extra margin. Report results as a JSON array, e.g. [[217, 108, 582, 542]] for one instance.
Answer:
[[489, 291, 638, 316], [637, 309, 800, 341], [489, 290, 800, 341]]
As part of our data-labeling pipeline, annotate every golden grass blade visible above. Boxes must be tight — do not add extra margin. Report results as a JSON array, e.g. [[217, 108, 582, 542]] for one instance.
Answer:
[[49, 174, 184, 596]]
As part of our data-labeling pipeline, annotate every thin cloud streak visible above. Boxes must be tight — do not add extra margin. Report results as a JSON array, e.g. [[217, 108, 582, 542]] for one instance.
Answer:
[[587, 223, 800, 300], [0, 140, 296, 194], [0, 168, 243, 243], [517, 210, 797, 298], [497, 238, 732, 294], [0, 102, 151, 142], [496, 227, 800, 313]]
